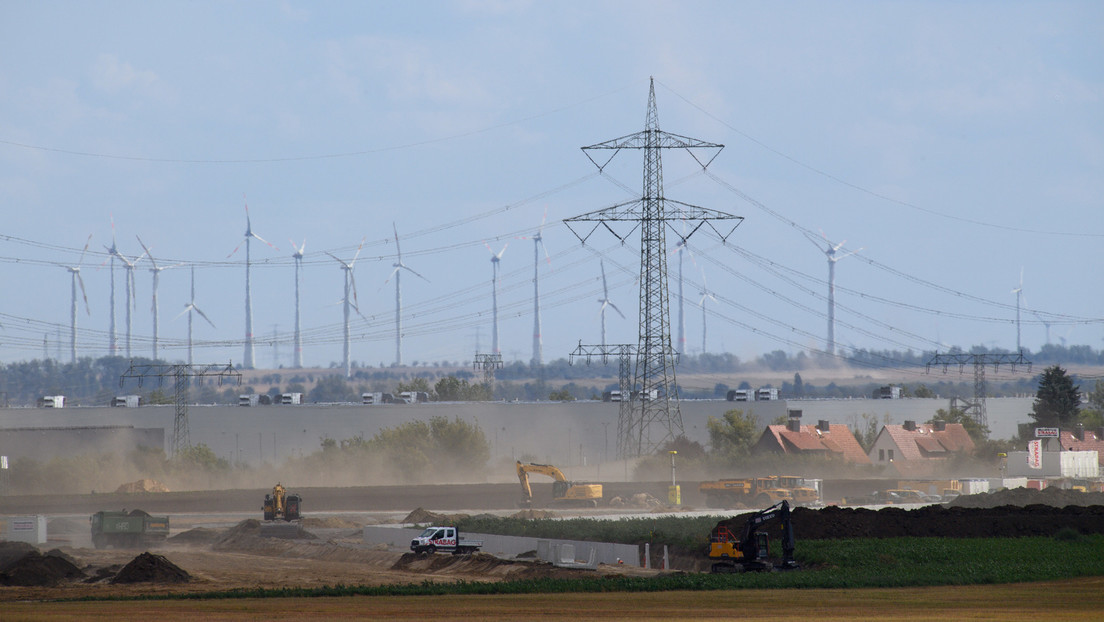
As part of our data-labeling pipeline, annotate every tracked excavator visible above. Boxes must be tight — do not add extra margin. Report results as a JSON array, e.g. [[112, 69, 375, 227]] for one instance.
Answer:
[[516, 461, 603, 507], [708, 499, 800, 573]]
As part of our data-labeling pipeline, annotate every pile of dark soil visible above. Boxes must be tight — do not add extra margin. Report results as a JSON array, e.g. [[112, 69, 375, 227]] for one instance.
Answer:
[[714, 504, 1104, 540], [949, 486, 1104, 508], [110, 552, 190, 584], [0, 545, 85, 587]]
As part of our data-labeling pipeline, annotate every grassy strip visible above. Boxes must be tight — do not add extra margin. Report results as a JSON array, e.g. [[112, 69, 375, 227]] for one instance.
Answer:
[[67, 534, 1104, 602]]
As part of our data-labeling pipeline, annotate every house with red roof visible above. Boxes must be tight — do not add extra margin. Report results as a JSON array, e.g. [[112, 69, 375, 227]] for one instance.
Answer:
[[867, 420, 975, 475], [753, 416, 872, 465]]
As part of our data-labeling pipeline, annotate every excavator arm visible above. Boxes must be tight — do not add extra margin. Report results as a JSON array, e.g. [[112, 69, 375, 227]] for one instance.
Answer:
[[516, 461, 600, 507]]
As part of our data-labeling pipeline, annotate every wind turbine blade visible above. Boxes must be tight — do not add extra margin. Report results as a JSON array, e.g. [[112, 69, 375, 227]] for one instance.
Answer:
[[540, 239, 551, 265], [349, 271, 361, 311], [402, 265, 429, 282], [227, 240, 244, 259], [193, 306, 216, 328], [174, 304, 193, 321], [383, 265, 400, 285], [600, 260, 609, 296], [392, 222, 403, 260], [350, 236, 366, 266], [608, 301, 626, 319], [77, 233, 93, 266], [324, 251, 346, 266], [251, 231, 278, 250], [77, 273, 90, 315], [136, 235, 157, 269]]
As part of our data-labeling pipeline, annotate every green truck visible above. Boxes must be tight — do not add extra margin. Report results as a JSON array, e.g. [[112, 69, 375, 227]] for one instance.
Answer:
[[90, 509, 170, 549]]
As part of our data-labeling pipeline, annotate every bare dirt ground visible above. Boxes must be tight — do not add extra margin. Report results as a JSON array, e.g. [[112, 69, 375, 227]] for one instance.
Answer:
[[3, 485, 1104, 616]]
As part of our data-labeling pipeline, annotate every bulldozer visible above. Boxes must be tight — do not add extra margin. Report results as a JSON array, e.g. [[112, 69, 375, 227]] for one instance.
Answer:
[[516, 461, 603, 507], [260, 483, 303, 538]]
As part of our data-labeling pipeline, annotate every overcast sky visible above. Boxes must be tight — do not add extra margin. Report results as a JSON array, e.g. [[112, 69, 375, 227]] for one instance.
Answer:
[[1, 1, 1101, 384]]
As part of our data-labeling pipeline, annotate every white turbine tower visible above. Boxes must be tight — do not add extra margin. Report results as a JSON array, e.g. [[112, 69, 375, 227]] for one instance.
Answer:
[[103, 215, 119, 356], [698, 268, 718, 355], [519, 210, 550, 367], [326, 238, 366, 378], [596, 259, 625, 348], [175, 266, 215, 366], [289, 239, 306, 368], [385, 224, 428, 367], [805, 231, 861, 357], [112, 245, 148, 359], [484, 241, 508, 354], [670, 235, 695, 356], [1012, 268, 1024, 353], [137, 235, 181, 360], [61, 234, 92, 363], [227, 200, 277, 369]]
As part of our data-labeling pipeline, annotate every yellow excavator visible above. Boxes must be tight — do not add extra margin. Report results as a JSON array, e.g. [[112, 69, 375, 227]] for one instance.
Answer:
[[516, 461, 603, 507], [262, 483, 302, 522]]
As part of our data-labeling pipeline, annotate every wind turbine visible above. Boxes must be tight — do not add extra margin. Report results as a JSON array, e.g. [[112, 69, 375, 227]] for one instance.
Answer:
[[670, 233, 695, 356], [175, 266, 215, 366], [596, 259, 625, 348], [697, 267, 718, 355], [805, 231, 862, 357], [112, 245, 148, 359], [385, 224, 428, 367], [289, 238, 306, 368], [137, 235, 181, 360], [227, 199, 277, 369], [518, 209, 550, 368], [484, 241, 508, 354], [61, 234, 93, 363], [1011, 268, 1024, 353], [102, 214, 119, 356], [326, 237, 366, 378]]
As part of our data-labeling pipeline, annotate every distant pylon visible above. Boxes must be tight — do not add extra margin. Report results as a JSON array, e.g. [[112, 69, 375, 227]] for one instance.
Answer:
[[565, 78, 742, 456]]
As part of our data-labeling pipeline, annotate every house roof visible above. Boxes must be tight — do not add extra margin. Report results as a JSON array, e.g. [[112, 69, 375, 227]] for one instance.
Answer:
[[756, 423, 872, 464], [1057, 429, 1104, 465], [876, 423, 976, 462]]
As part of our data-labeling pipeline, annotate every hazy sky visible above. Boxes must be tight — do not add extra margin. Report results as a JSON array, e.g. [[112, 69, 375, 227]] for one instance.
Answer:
[[1, 1, 1101, 384]]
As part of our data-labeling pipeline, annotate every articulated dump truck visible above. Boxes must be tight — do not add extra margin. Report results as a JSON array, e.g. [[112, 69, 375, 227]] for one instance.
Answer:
[[90, 509, 169, 549]]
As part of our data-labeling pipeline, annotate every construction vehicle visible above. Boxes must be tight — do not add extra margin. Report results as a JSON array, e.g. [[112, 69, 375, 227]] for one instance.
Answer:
[[262, 483, 302, 521], [410, 526, 483, 555], [516, 461, 603, 507], [700, 475, 820, 508], [707, 500, 799, 573], [89, 509, 169, 549]]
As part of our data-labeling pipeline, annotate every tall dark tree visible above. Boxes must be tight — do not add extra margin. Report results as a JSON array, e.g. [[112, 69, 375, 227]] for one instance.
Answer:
[[1030, 365, 1081, 428]]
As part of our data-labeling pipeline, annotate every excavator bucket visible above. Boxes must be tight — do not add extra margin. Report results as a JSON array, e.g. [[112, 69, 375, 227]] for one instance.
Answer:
[[259, 521, 303, 539]]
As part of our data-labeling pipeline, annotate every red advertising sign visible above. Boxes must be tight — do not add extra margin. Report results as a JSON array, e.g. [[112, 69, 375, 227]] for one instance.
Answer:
[[1035, 428, 1059, 438], [1027, 440, 1042, 470]]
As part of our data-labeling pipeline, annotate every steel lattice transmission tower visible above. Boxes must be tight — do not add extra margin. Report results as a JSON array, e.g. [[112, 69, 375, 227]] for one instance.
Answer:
[[565, 78, 742, 456], [120, 362, 242, 457], [926, 351, 1030, 429]]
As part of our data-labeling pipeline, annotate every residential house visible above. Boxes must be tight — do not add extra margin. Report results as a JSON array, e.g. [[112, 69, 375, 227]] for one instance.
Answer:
[[867, 420, 975, 476], [754, 417, 872, 465]]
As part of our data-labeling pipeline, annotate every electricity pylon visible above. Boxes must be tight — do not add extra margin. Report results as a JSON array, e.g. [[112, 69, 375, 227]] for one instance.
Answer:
[[926, 351, 1031, 429], [565, 78, 742, 456]]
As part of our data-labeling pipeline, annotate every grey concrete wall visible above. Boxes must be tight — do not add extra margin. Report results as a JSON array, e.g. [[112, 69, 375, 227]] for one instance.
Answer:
[[362, 525, 641, 567], [0, 426, 164, 462]]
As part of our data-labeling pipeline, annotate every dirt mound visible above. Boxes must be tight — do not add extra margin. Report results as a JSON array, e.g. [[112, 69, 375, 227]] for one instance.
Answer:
[[608, 493, 663, 508], [0, 542, 37, 570], [302, 516, 362, 529], [402, 507, 469, 525], [950, 486, 1104, 509], [510, 509, 557, 519], [168, 527, 224, 545], [110, 552, 190, 584], [714, 504, 1104, 540], [0, 550, 85, 586], [115, 479, 171, 494]]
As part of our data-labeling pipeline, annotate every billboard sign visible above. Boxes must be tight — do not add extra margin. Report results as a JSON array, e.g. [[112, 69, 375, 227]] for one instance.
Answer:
[[1035, 428, 1059, 438], [1027, 440, 1043, 470]]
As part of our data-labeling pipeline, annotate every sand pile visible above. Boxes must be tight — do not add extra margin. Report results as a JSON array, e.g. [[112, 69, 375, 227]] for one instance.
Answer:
[[510, 509, 557, 519], [402, 508, 469, 524], [167, 527, 224, 545], [115, 479, 171, 493], [110, 552, 190, 584]]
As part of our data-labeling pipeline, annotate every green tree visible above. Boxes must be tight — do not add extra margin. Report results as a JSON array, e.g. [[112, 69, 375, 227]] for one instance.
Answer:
[[850, 413, 884, 451], [308, 375, 357, 402], [1030, 365, 1081, 428], [549, 389, 574, 401], [1078, 380, 1104, 430], [707, 409, 759, 460]]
